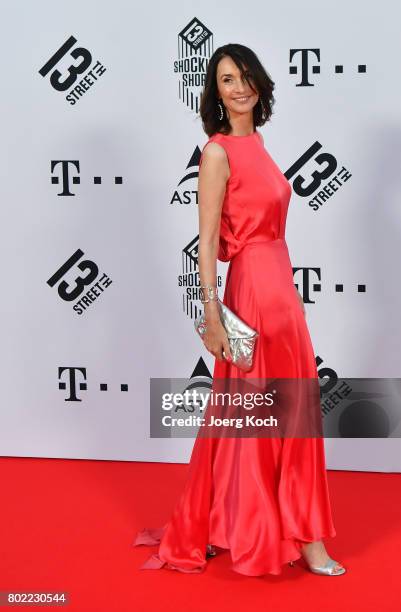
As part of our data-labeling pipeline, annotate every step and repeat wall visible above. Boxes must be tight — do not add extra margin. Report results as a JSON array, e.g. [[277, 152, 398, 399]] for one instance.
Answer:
[[1, 1, 400, 471]]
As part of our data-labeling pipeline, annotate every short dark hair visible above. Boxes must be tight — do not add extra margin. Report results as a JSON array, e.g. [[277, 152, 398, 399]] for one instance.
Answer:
[[199, 43, 275, 137]]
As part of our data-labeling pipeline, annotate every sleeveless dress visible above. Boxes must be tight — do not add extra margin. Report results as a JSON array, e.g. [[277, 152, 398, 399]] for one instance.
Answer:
[[132, 129, 336, 576]]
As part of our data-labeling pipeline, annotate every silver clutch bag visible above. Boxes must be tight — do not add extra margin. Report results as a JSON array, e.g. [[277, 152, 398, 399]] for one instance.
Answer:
[[194, 299, 259, 372]]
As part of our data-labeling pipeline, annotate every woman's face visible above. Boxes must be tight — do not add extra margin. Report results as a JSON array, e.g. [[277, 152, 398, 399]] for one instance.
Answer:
[[216, 56, 259, 119]]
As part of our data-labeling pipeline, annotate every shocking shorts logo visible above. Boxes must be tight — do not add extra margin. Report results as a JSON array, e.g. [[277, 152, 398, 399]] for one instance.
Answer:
[[174, 17, 213, 113], [178, 235, 223, 320]]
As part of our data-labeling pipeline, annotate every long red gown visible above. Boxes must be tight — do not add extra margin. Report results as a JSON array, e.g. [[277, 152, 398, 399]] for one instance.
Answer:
[[133, 129, 336, 576]]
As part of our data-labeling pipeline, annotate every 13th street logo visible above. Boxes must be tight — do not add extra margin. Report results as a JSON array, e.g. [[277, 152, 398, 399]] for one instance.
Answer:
[[47, 249, 112, 315], [38, 35, 106, 105], [175, 18, 213, 113], [285, 140, 352, 211], [178, 235, 222, 320]]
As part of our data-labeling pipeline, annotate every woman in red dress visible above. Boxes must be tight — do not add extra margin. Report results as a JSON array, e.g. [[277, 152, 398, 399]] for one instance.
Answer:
[[133, 44, 346, 577]]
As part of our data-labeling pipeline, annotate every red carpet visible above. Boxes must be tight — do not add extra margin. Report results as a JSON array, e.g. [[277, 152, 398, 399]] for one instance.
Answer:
[[0, 457, 399, 611]]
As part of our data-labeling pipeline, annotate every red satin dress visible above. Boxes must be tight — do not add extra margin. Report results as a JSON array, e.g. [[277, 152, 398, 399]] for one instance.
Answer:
[[133, 129, 336, 576]]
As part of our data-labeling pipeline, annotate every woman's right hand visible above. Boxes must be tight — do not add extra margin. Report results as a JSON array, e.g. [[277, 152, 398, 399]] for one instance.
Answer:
[[202, 316, 233, 363]]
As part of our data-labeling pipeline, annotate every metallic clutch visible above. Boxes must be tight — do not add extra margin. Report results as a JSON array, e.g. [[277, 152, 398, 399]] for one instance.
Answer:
[[194, 299, 259, 372]]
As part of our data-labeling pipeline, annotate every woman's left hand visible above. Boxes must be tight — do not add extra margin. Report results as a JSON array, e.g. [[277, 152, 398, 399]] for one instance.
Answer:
[[296, 289, 306, 317]]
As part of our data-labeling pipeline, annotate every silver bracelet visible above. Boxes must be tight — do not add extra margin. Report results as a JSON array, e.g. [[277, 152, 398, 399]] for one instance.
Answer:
[[199, 285, 219, 304]]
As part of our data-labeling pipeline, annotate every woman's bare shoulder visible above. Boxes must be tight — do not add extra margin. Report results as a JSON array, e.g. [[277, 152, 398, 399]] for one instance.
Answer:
[[199, 140, 230, 179], [202, 138, 227, 157]]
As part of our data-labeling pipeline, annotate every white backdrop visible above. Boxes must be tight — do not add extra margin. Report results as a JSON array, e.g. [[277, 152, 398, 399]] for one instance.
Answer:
[[1, 1, 400, 471]]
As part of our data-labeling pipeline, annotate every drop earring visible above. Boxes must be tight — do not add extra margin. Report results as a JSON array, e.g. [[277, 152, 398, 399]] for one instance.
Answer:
[[217, 99, 224, 121], [260, 98, 267, 121]]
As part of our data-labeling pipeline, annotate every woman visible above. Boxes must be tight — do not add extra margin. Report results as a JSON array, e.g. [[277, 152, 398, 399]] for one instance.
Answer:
[[133, 44, 346, 577]]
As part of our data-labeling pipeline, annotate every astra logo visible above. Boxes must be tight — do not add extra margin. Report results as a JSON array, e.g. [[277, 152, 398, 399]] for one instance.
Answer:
[[178, 235, 223, 320], [58, 367, 129, 401], [50, 160, 123, 196], [175, 17, 213, 113], [47, 249, 112, 315], [170, 145, 202, 205], [180, 356, 213, 414], [289, 48, 367, 86], [293, 268, 366, 302], [38, 35, 106, 105], [285, 141, 352, 211], [149, 357, 214, 438]]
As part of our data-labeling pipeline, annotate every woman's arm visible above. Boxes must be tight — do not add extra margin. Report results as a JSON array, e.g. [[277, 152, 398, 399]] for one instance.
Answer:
[[197, 142, 232, 361]]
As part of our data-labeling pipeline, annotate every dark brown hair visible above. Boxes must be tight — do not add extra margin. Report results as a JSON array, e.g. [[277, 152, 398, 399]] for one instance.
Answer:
[[199, 43, 275, 137]]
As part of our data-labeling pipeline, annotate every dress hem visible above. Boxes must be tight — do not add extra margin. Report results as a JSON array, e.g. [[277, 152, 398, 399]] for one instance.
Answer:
[[133, 526, 337, 577]]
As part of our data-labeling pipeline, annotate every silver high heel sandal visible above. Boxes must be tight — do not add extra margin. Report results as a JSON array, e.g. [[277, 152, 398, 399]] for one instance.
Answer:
[[289, 558, 346, 576], [206, 544, 217, 557]]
